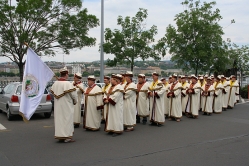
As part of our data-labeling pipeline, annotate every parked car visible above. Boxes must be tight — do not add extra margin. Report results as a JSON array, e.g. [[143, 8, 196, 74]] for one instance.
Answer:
[[0, 82, 53, 120], [95, 83, 105, 88]]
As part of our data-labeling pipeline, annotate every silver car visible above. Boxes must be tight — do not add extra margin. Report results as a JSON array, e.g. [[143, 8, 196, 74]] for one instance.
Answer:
[[0, 82, 52, 121]]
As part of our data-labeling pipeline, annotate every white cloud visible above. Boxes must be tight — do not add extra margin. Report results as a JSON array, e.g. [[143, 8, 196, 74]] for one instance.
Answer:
[[1, 0, 248, 63]]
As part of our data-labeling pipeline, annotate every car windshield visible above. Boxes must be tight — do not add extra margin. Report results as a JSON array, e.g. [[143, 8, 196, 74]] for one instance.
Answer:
[[16, 85, 48, 95]]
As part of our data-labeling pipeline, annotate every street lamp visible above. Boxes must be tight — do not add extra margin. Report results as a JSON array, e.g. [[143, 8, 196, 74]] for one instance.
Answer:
[[100, 0, 104, 83]]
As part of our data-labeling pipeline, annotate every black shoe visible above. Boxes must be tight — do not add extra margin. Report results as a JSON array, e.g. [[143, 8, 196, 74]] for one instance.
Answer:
[[150, 122, 156, 126], [74, 124, 79, 128], [101, 120, 106, 124], [157, 123, 162, 127], [136, 120, 140, 124], [112, 133, 119, 137]]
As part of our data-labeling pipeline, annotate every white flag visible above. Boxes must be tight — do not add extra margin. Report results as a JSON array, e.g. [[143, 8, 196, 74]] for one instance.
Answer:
[[19, 48, 54, 121]]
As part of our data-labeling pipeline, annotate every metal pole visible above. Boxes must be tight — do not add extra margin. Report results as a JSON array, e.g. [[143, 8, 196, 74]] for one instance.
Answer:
[[100, 0, 104, 83]]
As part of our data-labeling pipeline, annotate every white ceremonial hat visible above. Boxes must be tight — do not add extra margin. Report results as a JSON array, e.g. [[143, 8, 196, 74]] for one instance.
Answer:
[[125, 71, 133, 77], [191, 74, 198, 79], [104, 76, 110, 80], [199, 76, 204, 80], [116, 74, 123, 79], [181, 75, 186, 79], [152, 72, 159, 76], [172, 73, 177, 78], [207, 77, 212, 80], [74, 72, 82, 78], [59, 66, 68, 73], [217, 75, 221, 80], [204, 74, 208, 78], [221, 75, 225, 78], [87, 75, 96, 81], [138, 74, 145, 78]]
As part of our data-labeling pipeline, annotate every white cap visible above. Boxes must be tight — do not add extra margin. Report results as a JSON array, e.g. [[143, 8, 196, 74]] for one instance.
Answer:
[[87, 75, 96, 80], [138, 74, 145, 77], [75, 72, 82, 78], [125, 71, 133, 77], [59, 66, 68, 73]]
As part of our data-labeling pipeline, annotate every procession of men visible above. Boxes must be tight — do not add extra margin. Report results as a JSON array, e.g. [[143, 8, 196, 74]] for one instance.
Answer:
[[51, 67, 241, 141]]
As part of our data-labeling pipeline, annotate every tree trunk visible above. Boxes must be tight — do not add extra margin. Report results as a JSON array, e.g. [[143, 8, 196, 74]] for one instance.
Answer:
[[18, 62, 24, 82], [130, 57, 134, 72], [195, 60, 198, 76]]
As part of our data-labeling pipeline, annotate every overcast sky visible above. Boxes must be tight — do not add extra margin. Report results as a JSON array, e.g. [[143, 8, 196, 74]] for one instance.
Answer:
[[1, 0, 248, 63]]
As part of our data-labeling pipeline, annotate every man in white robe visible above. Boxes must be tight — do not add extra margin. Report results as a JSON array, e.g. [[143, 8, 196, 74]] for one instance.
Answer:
[[136, 74, 150, 124], [185, 75, 201, 119], [148, 72, 166, 126], [101, 76, 111, 123], [201, 77, 214, 115], [123, 71, 137, 131], [213, 75, 224, 113], [120, 73, 127, 89], [51, 67, 77, 143], [227, 75, 239, 109], [181, 76, 190, 115], [83, 75, 104, 131], [221, 75, 229, 111], [161, 77, 171, 118], [104, 75, 124, 137], [199, 77, 205, 112], [167, 74, 182, 122], [72, 72, 84, 128]]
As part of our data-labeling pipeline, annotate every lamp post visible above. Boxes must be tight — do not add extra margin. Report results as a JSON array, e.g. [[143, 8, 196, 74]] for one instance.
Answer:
[[100, 0, 104, 83]]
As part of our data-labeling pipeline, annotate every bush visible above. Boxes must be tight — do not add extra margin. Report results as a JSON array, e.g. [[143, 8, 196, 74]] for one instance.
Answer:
[[240, 85, 248, 99]]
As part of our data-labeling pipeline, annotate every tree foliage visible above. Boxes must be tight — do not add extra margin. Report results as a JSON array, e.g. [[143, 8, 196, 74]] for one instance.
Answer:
[[161, 0, 225, 75], [103, 8, 163, 71], [0, 0, 99, 81]]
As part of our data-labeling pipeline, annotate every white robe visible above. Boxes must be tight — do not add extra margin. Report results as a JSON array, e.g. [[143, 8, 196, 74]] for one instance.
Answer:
[[73, 82, 84, 125], [213, 82, 224, 113], [164, 83, 171, 116], [222, 80, 230, 108], [149, 81, 166, 124], [199, 82, 205, 110], [104, 84, 124, 133], [228, 81, 239, 108], [136, 82, 150, 117], [168, 82, 182, 118], [83, 85, 103, 130], [181, 82, 190, 113], [201, 84, 214, 113], [102, 84, 111, 120], [51, 80, 77, 140], [186, 83, 201, 116], [123, 82, 137, 127]]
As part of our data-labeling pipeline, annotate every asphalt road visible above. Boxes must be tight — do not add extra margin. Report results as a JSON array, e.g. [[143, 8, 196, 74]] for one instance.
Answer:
[[0, 102, 249, 166]]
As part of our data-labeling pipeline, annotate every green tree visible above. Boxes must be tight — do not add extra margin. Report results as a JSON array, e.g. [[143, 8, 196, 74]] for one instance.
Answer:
[[103, 8, 162, 71], [93, 70, 100, 76], [161, 0, 225, 75], [227, 44, 249, 83], [82, 71, 89, 77], [0, 0, 99, 81]]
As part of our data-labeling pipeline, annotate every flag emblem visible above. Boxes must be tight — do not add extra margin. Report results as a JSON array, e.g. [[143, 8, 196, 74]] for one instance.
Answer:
[[23, 74, 39, 98]]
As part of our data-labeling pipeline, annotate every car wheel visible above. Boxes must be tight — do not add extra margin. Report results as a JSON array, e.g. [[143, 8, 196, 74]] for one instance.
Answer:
[[7, 107, 13, 121], [44, 111, 52, 118]]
